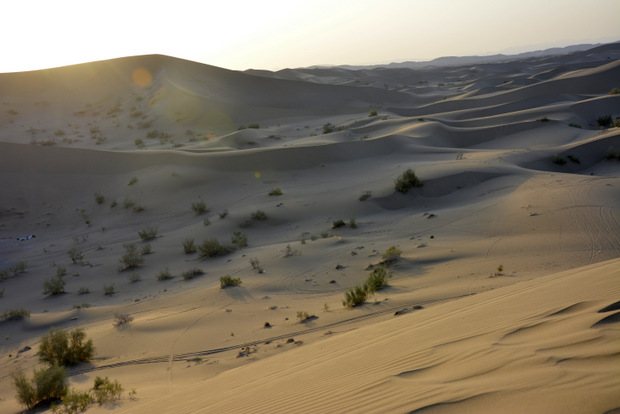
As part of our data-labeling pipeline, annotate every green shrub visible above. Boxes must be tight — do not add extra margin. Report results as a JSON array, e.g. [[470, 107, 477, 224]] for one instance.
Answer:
[[138, 225, 158, 241], [269, 188, 283, 196], [369, 109, 378, 117], [191, 200, 209, 215], [251, 210, 268, 221], [134, 138, 145, 148], [11, 365, 68, 410], [183, 238, 197, 254], [103, 284, 115, 295], [247, 123, 260, 129], [231, 231, 248, 248], [113, 313, 133, 327], [38, 328, 95, 367], [250, 257, 263, 273], [394, 168, 423, 193], [146, 130, 159, 138], [129, 273, 141, 283], [568, 122, 582, 128], [1, 261, 27, 280], [92, 376, 123, 405], [537, 116, 549, 122], [43, 275, 66, 296], [597, 115, 612, 127], [365, 266, 391, 294], [382, 246, 402, 264], [609, 88, 620, 95], [141, 243, 152, 255], [94, 192, 105, 204], [566, 154, 580, 164], [220, 275, 242, 288], [323, 123, 335, 134], [552, 155, 566, 165], [343, 285, 367, 308], [359, 190, 372, 201], [332, 219, 346, 229], [119, 242, 145, 270], [128, 176, 138, 186], [182, 268, 204, 280], [56, 389, 94, 413], [156, 267, 173, 281], [78, 287, 90, 295], [198, 238, 234, 258], [605, 146, 620, 160], [296, 311, 310, 322], [67, 247, 84, 264], [1, 308, 30, 321]]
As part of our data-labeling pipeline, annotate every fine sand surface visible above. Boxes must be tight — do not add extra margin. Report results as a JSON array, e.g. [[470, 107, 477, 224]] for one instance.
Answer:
[[1, 44, 619, 413]]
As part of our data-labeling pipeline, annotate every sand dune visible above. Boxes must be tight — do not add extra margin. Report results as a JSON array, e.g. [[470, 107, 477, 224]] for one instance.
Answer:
[[1, 44, 619, 413]]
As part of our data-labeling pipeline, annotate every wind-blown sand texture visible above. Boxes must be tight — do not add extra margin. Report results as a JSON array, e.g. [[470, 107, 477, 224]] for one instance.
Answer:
[[1, 43, 619, 413]]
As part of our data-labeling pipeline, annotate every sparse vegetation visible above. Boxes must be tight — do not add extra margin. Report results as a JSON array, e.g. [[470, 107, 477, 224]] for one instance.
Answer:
[[552, 154, 567, 165], [566, 154, 580, 164], [251, 210, 268, 221], [369, 109, 378, 117], [605, 146, 620, 160], [182, 268, 204, 280], [78, 287, 90, 295], [394, 168, 423, 194], [67, 247, 84, 264], [119, 242, 145, 270], [191, 200, 209, 215], [597, 114, 612, 127], [141, 243, 152, 255], [156, 267, 173, 281], [43, 275, 66, 296], [609, 88, 620, 95], [220, 275, 242, 288], [94, 191, 105, 204], [103, 283, 115, 295], [364, 266, 391, 294], [247, 123, 260, 129], [359, 190, 372, 201], [134, 138, 145, 148], [138, 225, 158, 241], [284, 244, 301, 257], [128, 176, 138, 186], [11, 365, 67, 410], [199, 238, 234, 258], [129, 273, 142, 283], [269, 188, 283, 196], [568, 122, 582, 128], [296, 311, 310, 322], [92, 376, 123, 405], [250, 257, 264, 273], [38, 328, 95, 366], [183, 238, 197, 254], [332, 219, 346, 229], [537, 116, 549, 122], [343, 285, 368, 308], [349, 217, 357, 228], [1, 308, 30, 321], [0, 261, 27, 280], [382, 246, 402, 264], [231, 231, 248, 248], [113, 313, 133, 327]]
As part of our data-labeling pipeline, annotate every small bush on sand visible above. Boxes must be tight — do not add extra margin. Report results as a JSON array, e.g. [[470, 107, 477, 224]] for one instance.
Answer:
[[365, 266, 391, 294], [38, 328, 95, 367], [191, 200, 209, 215], [369, 109, 378, 117], [566, 154, 580, 164], [250, 257, 264, 273], [141, 243, 152, 255], [597, 115, 612, 127], [182, 268, 204, 280], [394, 168, 423, 193], [94, 192, 105, 204], [103, 283, 115, 295], [552, 155, 566, 165], [156, 267, 173, 281], [43, 275, 66, 296], [220, 275, 242, 288], [92, 376, 123, 405], [296, 311, 311, 322], [119, 242, 145, 270], [343, 285, 367, 308], [332, 219, 346, 229], [568, 122, 582, 128], [11, 365, 67, 410], [231, 231, 248, 248], [269, 188, 283, 196], [55, 389, 93, 413], [609, 88, 620, 95], [605, 147, 620, 160], [183, 238, 197, 254], [138, 225, 158, 241], [382, 246, 402, 264], [129, 273, 141, 283], [251, 210, 268, 221], [1, 308, 31, 321], [113, 313, 133, 327], [128, 176, 138, 186], [198, 238, 234, 258], [359, 190, 372, 201], [67, 247, 84, 264], [537, 115, 549, 122]]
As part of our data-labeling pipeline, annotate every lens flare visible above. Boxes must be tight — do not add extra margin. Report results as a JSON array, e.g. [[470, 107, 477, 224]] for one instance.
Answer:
[[132, 67, 152, 87]]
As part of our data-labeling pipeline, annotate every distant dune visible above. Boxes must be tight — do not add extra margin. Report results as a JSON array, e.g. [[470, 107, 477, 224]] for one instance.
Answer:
[[1, 43, 619, 413]]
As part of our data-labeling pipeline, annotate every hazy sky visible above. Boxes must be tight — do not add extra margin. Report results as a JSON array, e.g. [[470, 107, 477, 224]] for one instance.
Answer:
[[3, 0, 619, 73]]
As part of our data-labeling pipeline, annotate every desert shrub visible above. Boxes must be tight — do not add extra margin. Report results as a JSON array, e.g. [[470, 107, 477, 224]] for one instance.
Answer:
[[247, 123, 260, 129], [568, 122, 582, 128], [119, 242, 144, 270], [296, 311, 310, 322], [141, 243, 152, 255], [369, 109, 378, 117], [43, 275, 66, 296], [269, 188, 283, 196], [359, 190, 372, 201], [566, 154, 580, 164], [609, 88, 620, 95], [138, 225, 158, 241], [382, 246, 402, 264], [134, 138, 145, 148], [284, 244, 301, 257], [182, 268, 204, 280], [220, 275, 242, 288], [343, 285, 367, 308], [38, 328, 95, 367], [103, 283, 115, 295], [128, 273, 141, 283], [365, 266, 391, 294], [56, 266, 67, 277], [552, 155, 566, 165], [198, 238, 233, 258], [67, 247, 84, 264], [605, 146, 620, 160], [11, 365, 68, 410], [1, 261, 27, 280], [128, 176, 138, 186], [54, 129, 66, 136], [598, 115, 612, 127], [332, 219, 346, 229], [122, 199, 135, 209], [537, 116, 549, 122], [146, 129, 159, 138], [231, 231, 248, 248], [92, 376, 123, 405], [323, 123, 335, 134], [78, 287, 90, 295], [191, 200, 209, 215], [54, 389, 93, 413], [156, 267, 173, 281], [183, 238, 197, 254], [394, 168, 423, 193], [250, 257, 264, 273], [349, 217, 357, 228], [94, 192, 105, 204], [320, 232, 330, 239], [251, 210, 268, 221], [113, 313, 133, 327], [1, 308, 31, 321]]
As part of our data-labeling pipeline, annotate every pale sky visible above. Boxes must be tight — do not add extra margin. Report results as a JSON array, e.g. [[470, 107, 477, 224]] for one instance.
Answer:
[[2, 0, 619, 73]]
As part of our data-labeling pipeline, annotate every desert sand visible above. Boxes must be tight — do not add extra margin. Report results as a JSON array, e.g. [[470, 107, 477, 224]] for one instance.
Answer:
[[0, 43, 619, 413]]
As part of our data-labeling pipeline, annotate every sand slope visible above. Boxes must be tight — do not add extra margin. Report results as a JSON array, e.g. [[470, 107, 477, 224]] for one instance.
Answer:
[[1, 44, 619, 413]]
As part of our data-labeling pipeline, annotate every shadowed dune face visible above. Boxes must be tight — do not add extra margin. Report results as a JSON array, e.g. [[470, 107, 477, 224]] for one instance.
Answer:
[[0, 44, 619, 414]]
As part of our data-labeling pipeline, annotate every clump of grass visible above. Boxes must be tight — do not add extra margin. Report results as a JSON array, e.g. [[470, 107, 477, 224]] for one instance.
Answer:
[[135, 138, 145, 148], [605, 146, 620, 160], [343, 285, 367, 308], [1, 261, 27, 280], [332, 219, 346, 229], [113, 313, 133, 327], [67, 247, 84, 264], [609, 88, 620, 95], [568, 122, 582, 128], [247, 123, 260, 129], [156, 267, 173, 281], [128, 273, 141, 283], [138, 225, 158, 241], [552, 155, 567, 165], [382, 246, 402, 264], [220, 275, 242, 288], [537, 116, 549, 122], [92, 376, 123, 405], [394, 168, 423, 194], [597, 115, 612, 127], [119, 242, 145, 270], [183, 238, 196, 254], [43, 275, 66, 296], [1, 308, 31, 321], [566, 154, 580, 164], [250, 257, 264, 273], [78, 287, 90, 295], [11, 365, 67, 410], [103, 283, 115, 295], [284, 244, 301, 257], [369, 109, 378, 117], [128, 176, 138, 186], [94, 191, 105, 204], [364, 266, 391, 294], [251, 210, 268, 221], [349, 217, 357, 228], [198, 238, 234, 258], [296, 311, 311, 322], [359, 190, 371, 201], [141, 243, 152, 255], [269, 188, 283, 196], [231, 231, 248, 248], [191, 200, 209, 215], [182, 268, 204, 280]]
